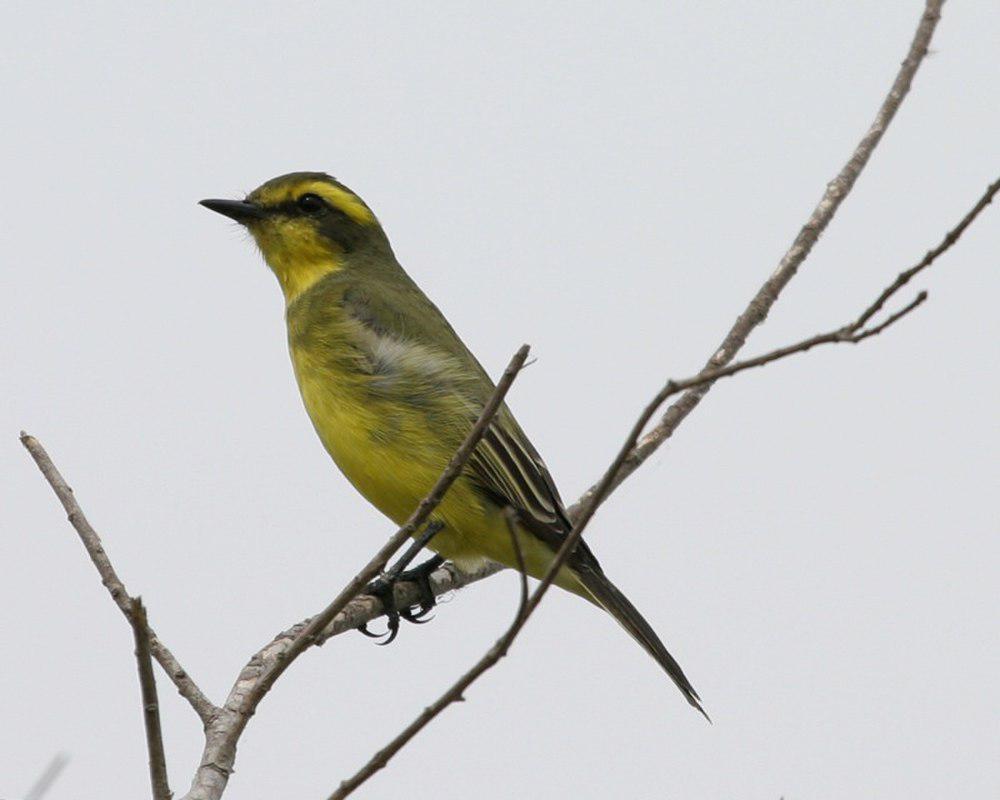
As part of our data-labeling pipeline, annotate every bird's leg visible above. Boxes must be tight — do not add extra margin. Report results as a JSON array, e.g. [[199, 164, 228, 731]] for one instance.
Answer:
[[357, 521, 445, 644]]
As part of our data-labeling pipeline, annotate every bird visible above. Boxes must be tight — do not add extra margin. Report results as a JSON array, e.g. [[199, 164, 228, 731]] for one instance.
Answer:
[[200, 172, 706, 717]]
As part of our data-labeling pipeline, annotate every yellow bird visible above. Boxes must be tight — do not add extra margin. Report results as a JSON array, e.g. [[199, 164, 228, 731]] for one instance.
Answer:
[[201, 172, 705, 716]]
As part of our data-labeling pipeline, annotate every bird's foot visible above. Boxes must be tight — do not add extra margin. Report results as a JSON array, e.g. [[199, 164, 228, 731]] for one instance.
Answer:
[[357, 555, 445, 644]]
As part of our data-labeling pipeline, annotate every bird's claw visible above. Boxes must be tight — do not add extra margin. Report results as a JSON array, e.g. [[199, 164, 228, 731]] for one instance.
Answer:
[[354, 575, 401, 644], [396, 560, 439, 622], [398, 606, 434, 624], [356, 619, 393, 640], [355, 559, 441, 644]]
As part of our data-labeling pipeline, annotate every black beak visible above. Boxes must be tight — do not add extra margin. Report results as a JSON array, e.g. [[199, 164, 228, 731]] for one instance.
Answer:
[[199, 198, 266, 224]]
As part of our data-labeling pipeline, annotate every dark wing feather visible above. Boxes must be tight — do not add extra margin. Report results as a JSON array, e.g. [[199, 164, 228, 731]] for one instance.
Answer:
[[468, 414, 602, 568]]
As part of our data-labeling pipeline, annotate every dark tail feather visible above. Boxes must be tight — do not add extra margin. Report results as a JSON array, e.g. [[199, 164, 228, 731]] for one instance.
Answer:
[[576, 566, 709, 721]]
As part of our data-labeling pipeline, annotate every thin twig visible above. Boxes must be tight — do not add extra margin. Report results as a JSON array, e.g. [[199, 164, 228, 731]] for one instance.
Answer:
[[329, 509, 530, 800], [19, 433, 218, 725], [181, 345, 530, 800], [568, 0, 946, 518], [130, 597, 173, 800], [853, 176, 1000, 328], [850, 291, 927, 342], [326, 256, 944, 796]]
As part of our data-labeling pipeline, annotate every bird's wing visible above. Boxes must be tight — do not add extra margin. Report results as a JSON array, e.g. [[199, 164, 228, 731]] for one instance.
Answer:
[[341, 273, 579, 548], [468, 412, 573, 534]]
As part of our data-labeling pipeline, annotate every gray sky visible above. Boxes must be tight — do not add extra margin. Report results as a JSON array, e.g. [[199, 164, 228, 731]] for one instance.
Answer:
[[3, 3, 997, 799]]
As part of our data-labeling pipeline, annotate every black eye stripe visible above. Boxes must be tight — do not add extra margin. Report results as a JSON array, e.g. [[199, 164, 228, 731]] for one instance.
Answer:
[[265, 197, 353, 229], [266, 194, 352, 221]]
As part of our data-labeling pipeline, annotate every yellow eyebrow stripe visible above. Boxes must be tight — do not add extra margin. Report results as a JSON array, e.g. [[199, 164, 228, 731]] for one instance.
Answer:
[[297, 181, 375, 225], [300, 181, 375, 225], [252, 178, 377, 226]]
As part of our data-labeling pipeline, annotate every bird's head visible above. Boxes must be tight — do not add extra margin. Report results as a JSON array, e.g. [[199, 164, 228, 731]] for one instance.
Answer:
[[201, 172, 386, 301]]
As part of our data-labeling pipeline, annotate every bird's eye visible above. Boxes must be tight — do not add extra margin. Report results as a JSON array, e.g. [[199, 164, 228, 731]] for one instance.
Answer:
[[296, 193, 325, 214]]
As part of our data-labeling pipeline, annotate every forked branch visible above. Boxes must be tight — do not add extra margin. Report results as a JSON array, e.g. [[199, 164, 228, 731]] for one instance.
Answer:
[[568, 0, 948, 516], [19, 433, 218, 725]]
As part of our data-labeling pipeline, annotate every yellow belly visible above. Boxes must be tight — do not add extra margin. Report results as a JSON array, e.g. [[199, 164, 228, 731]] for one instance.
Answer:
[[290, 344, 586, 596], [292, 344, 477, 555]]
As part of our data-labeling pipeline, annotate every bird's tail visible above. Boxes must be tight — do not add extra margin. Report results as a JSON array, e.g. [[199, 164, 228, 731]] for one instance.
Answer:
[[574, 564, 709, 721]]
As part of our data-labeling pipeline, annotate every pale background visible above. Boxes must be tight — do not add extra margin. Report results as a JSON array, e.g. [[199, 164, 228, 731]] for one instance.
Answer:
[[2, 3, 997, 799]]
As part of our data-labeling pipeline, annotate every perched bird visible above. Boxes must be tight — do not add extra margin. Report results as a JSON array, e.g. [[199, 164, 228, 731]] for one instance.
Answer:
[[201, 172, 705, 716]]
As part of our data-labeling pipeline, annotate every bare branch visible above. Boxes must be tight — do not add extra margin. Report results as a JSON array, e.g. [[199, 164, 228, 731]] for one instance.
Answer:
[[19, 433, 218, 725], [180, 345, 530, 800], [130, 597, 173, 800], [569, 0, 946, 517], [853, 176, 1000, 328], [849, 292, 927, 343]]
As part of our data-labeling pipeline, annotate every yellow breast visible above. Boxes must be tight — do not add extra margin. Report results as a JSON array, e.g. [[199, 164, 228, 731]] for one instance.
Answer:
[[290, 343, 426, 521], [284, 296, 512, 571]]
